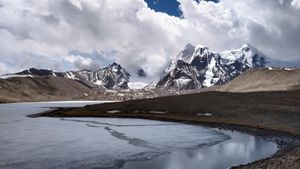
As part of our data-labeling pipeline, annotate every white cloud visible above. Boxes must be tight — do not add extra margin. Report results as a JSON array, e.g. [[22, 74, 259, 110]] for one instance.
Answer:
[[64, 55, 101, 71], [178, 0, 300, 60], [0, 61, 8, 75], [0, 0, 299, 80], [68, 0, 83, 11], [292, 0, 300, 9]]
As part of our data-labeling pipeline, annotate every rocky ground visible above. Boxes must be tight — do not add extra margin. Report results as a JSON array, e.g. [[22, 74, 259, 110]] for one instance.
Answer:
[[37, 90, 300, 169], [233, 146, 300, 169], [219, 68, 300, 92], [0, 76, 218, 103]]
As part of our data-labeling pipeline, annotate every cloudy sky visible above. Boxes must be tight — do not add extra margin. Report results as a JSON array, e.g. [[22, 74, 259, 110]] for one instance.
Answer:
[[0, 0, 300, 79]]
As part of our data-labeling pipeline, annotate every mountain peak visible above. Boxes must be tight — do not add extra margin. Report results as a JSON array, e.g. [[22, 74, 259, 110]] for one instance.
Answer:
[[240, 43, 260, 53], [195, 44, 208, 50], [110, 62, 120, 67], [80, 68, 92, 72], [74, 62, 130, 89], [18, 68, 62, 77], [157, 43, 267, 89], [241, 43, 251, 49], [175, 44, 211, 65], [183, 43, 195, 50], [2, 62, 131, 90]]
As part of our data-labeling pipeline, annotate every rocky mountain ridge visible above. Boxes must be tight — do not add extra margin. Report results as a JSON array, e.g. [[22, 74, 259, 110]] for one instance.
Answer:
[[65, 62, 130, 89], [1, 43, 299, 91], [156, 43, 266, 89], [1, 63, 130, 90]]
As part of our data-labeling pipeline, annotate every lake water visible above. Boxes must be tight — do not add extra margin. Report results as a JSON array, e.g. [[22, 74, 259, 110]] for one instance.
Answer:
[[0, 101, 278, 169]]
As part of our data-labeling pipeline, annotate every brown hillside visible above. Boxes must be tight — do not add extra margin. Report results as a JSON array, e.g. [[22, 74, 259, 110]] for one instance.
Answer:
[[219, 68, 300, 92], [0, 76, 103, 102]]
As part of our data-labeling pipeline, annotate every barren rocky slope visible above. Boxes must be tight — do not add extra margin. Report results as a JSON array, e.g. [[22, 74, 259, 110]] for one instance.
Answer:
[[0, 75, 219, 103], [219, 68, 300, 92], [1, 63, 130, 90], [0, 76, 104, 102]]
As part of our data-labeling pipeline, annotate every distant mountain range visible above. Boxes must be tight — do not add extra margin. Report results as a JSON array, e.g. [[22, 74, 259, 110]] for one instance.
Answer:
[[1, 43, 299, 91], [1, 63, 130, 90], [156, 43, 300, 89], [64, 63, 130, 89]]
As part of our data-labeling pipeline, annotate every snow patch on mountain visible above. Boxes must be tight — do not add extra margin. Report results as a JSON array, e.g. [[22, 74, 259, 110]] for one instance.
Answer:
[[65, 72, 79, 80], [1, 63, 130, 90], [203, 56, 218, 87], [220, 44, 266, 68], [157, 43, 267, 89], [143, 81, 158, 90], [65, 63, 130, 89], [128, 82, 148, 89], [175, 77, 192, 89], [0, 74, 33, 79]]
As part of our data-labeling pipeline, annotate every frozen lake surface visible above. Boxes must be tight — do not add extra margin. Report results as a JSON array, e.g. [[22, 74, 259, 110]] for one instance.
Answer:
[[0, 101, 278, 169]]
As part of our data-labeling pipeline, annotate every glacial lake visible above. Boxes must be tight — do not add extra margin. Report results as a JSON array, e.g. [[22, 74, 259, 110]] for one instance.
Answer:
[[0, 101, 278, 169]]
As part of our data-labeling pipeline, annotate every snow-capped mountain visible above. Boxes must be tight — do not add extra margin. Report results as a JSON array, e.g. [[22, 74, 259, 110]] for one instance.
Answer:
[[156, 43, 266, 89], [1, 68, 65, 78], [1, 63, 130, 90], [65, 62, 130, 89], [2, 43, 297, 91]]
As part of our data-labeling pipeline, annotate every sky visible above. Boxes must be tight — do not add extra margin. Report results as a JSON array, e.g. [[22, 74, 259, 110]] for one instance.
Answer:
[[0, 0, 300, 80], [144, 0, 219, 17]]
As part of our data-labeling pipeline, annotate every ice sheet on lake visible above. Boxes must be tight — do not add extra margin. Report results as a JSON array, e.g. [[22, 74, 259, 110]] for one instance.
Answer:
[[0, 101, 278, 169]]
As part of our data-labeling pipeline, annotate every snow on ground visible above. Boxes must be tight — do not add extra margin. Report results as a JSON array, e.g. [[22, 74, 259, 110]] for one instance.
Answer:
[[284, 68, 295, 71], [144, 81, 158, 90], [107, 110, 122, 114], [196, 113, 213, 117], [0, 74, 33, 79], [175, 78, 192, 88], [65, 72, 79, 80], [128, 82, 148, 89], [203, 57, 217, 87], [219, 44, 259, 68], [94, 80, 103, 86]]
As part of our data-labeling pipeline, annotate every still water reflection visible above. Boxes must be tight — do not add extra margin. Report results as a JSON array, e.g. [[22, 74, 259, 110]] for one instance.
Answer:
[[122, 130, 277, 169], [0, 101, 278, 169]]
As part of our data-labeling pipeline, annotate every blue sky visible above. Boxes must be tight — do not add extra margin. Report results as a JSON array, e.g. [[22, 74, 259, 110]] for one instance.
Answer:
[[144, 0, 219, 17]]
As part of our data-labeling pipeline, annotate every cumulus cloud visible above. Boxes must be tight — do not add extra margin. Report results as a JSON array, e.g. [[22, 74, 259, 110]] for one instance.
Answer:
[[0, 0, 299, 80], [0, 61, 8, 75], [178, 0, 300, 60], [64, 54, 101, 71], [292, 0, 300, 9]]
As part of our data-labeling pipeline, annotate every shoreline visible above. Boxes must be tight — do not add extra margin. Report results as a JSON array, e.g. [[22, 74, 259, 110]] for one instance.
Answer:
[[37, 108, 300, 137], [35, 109, 300, 169], [24, 90, 300, 168]]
